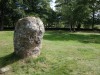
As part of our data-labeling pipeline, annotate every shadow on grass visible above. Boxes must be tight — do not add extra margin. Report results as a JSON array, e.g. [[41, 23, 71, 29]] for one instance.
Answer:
[[44, 31, 100, 44], [0, 53, 21, 68]]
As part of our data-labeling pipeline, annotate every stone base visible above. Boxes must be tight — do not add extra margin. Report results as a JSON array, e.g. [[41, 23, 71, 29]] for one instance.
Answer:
[[15, 47, 40, 58]]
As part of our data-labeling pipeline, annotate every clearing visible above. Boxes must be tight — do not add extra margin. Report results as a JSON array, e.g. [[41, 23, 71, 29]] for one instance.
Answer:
[[0, 31, 100, 75]]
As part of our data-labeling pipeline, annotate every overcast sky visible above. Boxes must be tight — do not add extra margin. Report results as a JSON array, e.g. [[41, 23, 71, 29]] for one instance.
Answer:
[[50, 0, 56, 10]]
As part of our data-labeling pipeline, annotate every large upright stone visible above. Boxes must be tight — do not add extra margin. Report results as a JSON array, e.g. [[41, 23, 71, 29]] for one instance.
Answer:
[[14, 17, 45, 58]]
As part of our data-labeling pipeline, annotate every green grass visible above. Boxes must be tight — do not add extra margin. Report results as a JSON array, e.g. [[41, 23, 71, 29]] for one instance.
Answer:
[[0, 31, 100, 75]]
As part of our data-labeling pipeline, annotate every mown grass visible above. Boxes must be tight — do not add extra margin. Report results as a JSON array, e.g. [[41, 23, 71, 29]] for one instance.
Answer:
[[0, 31, 100, 75]]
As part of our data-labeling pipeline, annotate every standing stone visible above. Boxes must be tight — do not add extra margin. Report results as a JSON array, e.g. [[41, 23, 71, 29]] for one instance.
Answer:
[[14, 17, 45, 58]]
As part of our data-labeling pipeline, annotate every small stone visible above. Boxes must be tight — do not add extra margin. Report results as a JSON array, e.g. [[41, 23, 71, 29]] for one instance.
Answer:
[[0, 66, 11, 74]]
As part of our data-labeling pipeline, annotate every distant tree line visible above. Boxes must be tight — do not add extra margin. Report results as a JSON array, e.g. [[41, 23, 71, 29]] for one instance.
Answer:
[[55, 0, 100, 31], [0, 0, 100, 31], [0, 0, 53, 30]]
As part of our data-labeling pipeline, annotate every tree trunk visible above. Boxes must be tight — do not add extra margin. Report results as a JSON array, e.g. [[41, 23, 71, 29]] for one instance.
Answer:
[[73, 25, 76, 32], [92, 8, 95, 30], [77, 23, 81, 30], [70, 21, 76, 32], [70, 24, 73, 32], [0, 11, 4, 31], [0, 21, 4, 31]]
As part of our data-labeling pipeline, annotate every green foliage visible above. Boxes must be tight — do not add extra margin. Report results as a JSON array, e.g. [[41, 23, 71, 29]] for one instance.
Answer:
[[0, 0, 26, 29], [0, 0, 52, 29], [55, 0, 100, 30], [0, 0, 100, 30]]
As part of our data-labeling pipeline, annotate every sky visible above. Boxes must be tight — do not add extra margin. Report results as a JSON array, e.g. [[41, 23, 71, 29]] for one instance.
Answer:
[[50, 0, 56, 10]]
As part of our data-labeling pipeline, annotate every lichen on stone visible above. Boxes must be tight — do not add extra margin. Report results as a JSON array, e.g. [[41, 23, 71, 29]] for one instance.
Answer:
[[14, 17, 45, 58]]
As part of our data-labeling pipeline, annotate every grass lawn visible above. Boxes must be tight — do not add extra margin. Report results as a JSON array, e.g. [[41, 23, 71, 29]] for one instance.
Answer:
[[0, 31, 100, 75]]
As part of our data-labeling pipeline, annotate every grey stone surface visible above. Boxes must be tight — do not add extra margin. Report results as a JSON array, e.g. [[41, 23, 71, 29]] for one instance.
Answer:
[[0, 66, 11, 74], [14, 17, 45, 58]]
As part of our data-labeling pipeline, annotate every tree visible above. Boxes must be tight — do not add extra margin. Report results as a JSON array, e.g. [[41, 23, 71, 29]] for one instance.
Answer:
[[55, 0, 100, 30], [88, 0, 100, 29], [0, 0, 26, 30], [0, 0, 8, 30], [0, 0, 52, 30]]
